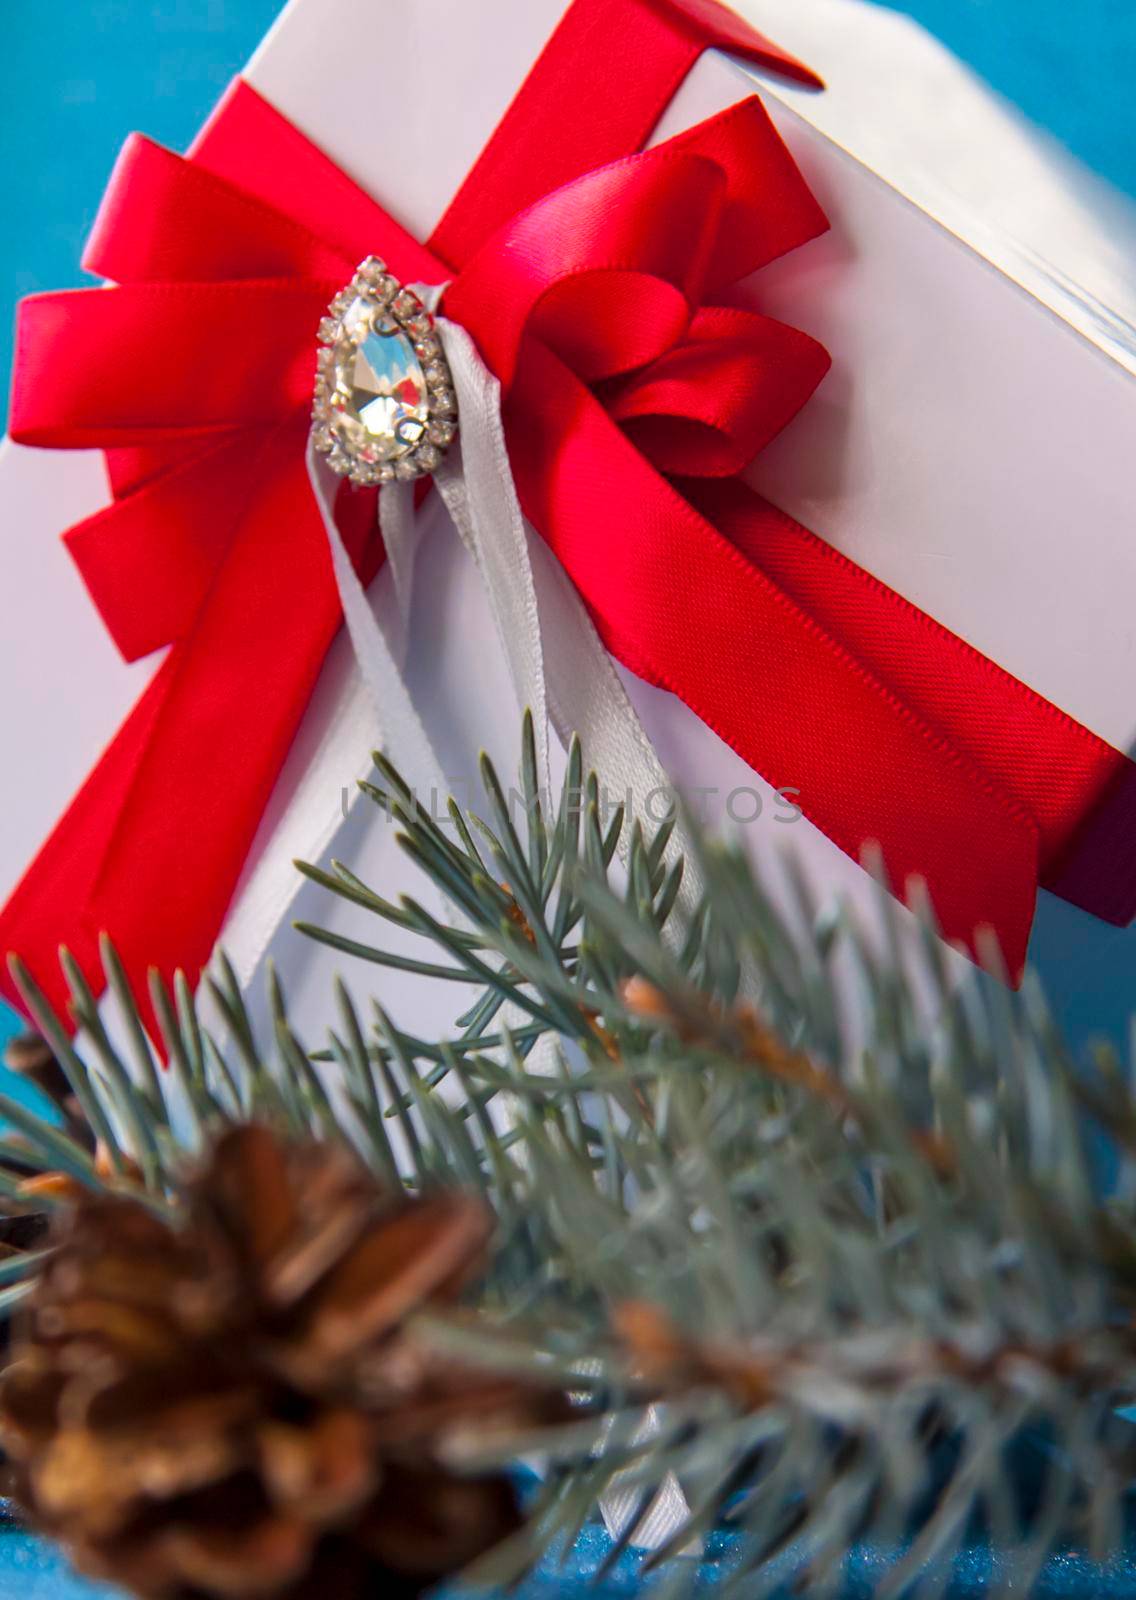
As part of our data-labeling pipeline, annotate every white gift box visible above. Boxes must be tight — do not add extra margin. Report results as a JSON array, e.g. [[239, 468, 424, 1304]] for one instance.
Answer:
[[2, 0, 1135, 1043]]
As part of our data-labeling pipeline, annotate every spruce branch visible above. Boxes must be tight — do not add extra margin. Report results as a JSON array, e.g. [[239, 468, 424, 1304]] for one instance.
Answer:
[[292, 716, 1136, 1595], [4, 714, 1136, 1597]]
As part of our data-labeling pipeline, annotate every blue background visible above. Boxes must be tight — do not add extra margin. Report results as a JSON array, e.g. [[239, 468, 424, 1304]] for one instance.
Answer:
[[1, 1, 1135, 1064]]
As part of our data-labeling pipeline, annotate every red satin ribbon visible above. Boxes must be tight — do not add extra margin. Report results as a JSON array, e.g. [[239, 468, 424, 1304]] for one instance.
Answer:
[[4, 0, 1135, 1028]]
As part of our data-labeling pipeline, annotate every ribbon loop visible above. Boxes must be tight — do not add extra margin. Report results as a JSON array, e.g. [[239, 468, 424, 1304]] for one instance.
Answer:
[[84, 135, 355, 287], [609, 308, 831, 476], [447, 148, 727, 390], [659, 98, 829, 287], [12, 280, 332, 447], [64, 437, 257, 661]]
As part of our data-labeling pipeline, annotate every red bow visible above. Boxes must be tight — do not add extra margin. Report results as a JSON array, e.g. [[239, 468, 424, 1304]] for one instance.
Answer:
[[4, 0, 1135, 1025]]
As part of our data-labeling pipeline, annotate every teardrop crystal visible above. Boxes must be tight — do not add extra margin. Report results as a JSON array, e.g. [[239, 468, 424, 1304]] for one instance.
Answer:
[[313, 259, 456, 484], [328, 294, 430, 465]]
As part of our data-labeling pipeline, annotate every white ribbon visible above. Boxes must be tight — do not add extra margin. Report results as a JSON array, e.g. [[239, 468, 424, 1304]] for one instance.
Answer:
[[307, 439, 451, 814], [434, 314, 705, 913], [306, 309, 706, 920], [305, 312, 707, 1546], [432, 319, 552, 805], [376, 477, 418, 661]]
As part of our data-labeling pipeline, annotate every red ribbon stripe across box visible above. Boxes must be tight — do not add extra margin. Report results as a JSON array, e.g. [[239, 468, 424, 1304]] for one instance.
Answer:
[[4, 0, 1136, 1029]]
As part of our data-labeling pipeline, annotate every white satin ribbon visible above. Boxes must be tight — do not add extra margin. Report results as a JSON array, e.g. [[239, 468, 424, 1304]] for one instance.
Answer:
[[307, 439, 451, 815], [432, 318, 552, 806], [375, 477, 417, 662], [305, 313, 706, 1546], [436, 315, 704, 912]]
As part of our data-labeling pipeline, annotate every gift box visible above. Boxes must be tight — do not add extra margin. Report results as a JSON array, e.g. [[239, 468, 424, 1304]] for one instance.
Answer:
[[1, 0, 1136, 1053]]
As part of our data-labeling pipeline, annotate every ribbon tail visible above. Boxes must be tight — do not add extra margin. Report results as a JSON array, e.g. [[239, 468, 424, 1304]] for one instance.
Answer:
[[434, 319, 552, 806], [435, 318, 706, 925], [529, 536, 708, 925], [378, 479, 419, 661], [0, 422, 363, 1043], [696, 480, 1136, 933], [306, 443, 451, 832], [508, 344, 1048, 977], [431, 317, 705, 1295]]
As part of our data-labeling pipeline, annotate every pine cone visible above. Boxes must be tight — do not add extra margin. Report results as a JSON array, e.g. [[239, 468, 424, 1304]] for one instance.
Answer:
[[0, 1125, 553, 1600]]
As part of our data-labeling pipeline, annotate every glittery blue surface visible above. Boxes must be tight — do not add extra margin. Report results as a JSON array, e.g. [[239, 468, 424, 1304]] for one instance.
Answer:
[[0, 1510, 118, 1599], [6, 1500, 1136, 1600]]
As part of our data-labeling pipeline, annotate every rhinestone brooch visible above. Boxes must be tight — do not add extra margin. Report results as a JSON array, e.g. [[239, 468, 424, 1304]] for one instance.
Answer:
[[311, 256, 458, 485]]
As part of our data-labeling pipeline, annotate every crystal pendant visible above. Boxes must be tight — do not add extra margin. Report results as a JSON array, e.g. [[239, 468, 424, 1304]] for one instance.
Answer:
[[311, 257, 457, 485]]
